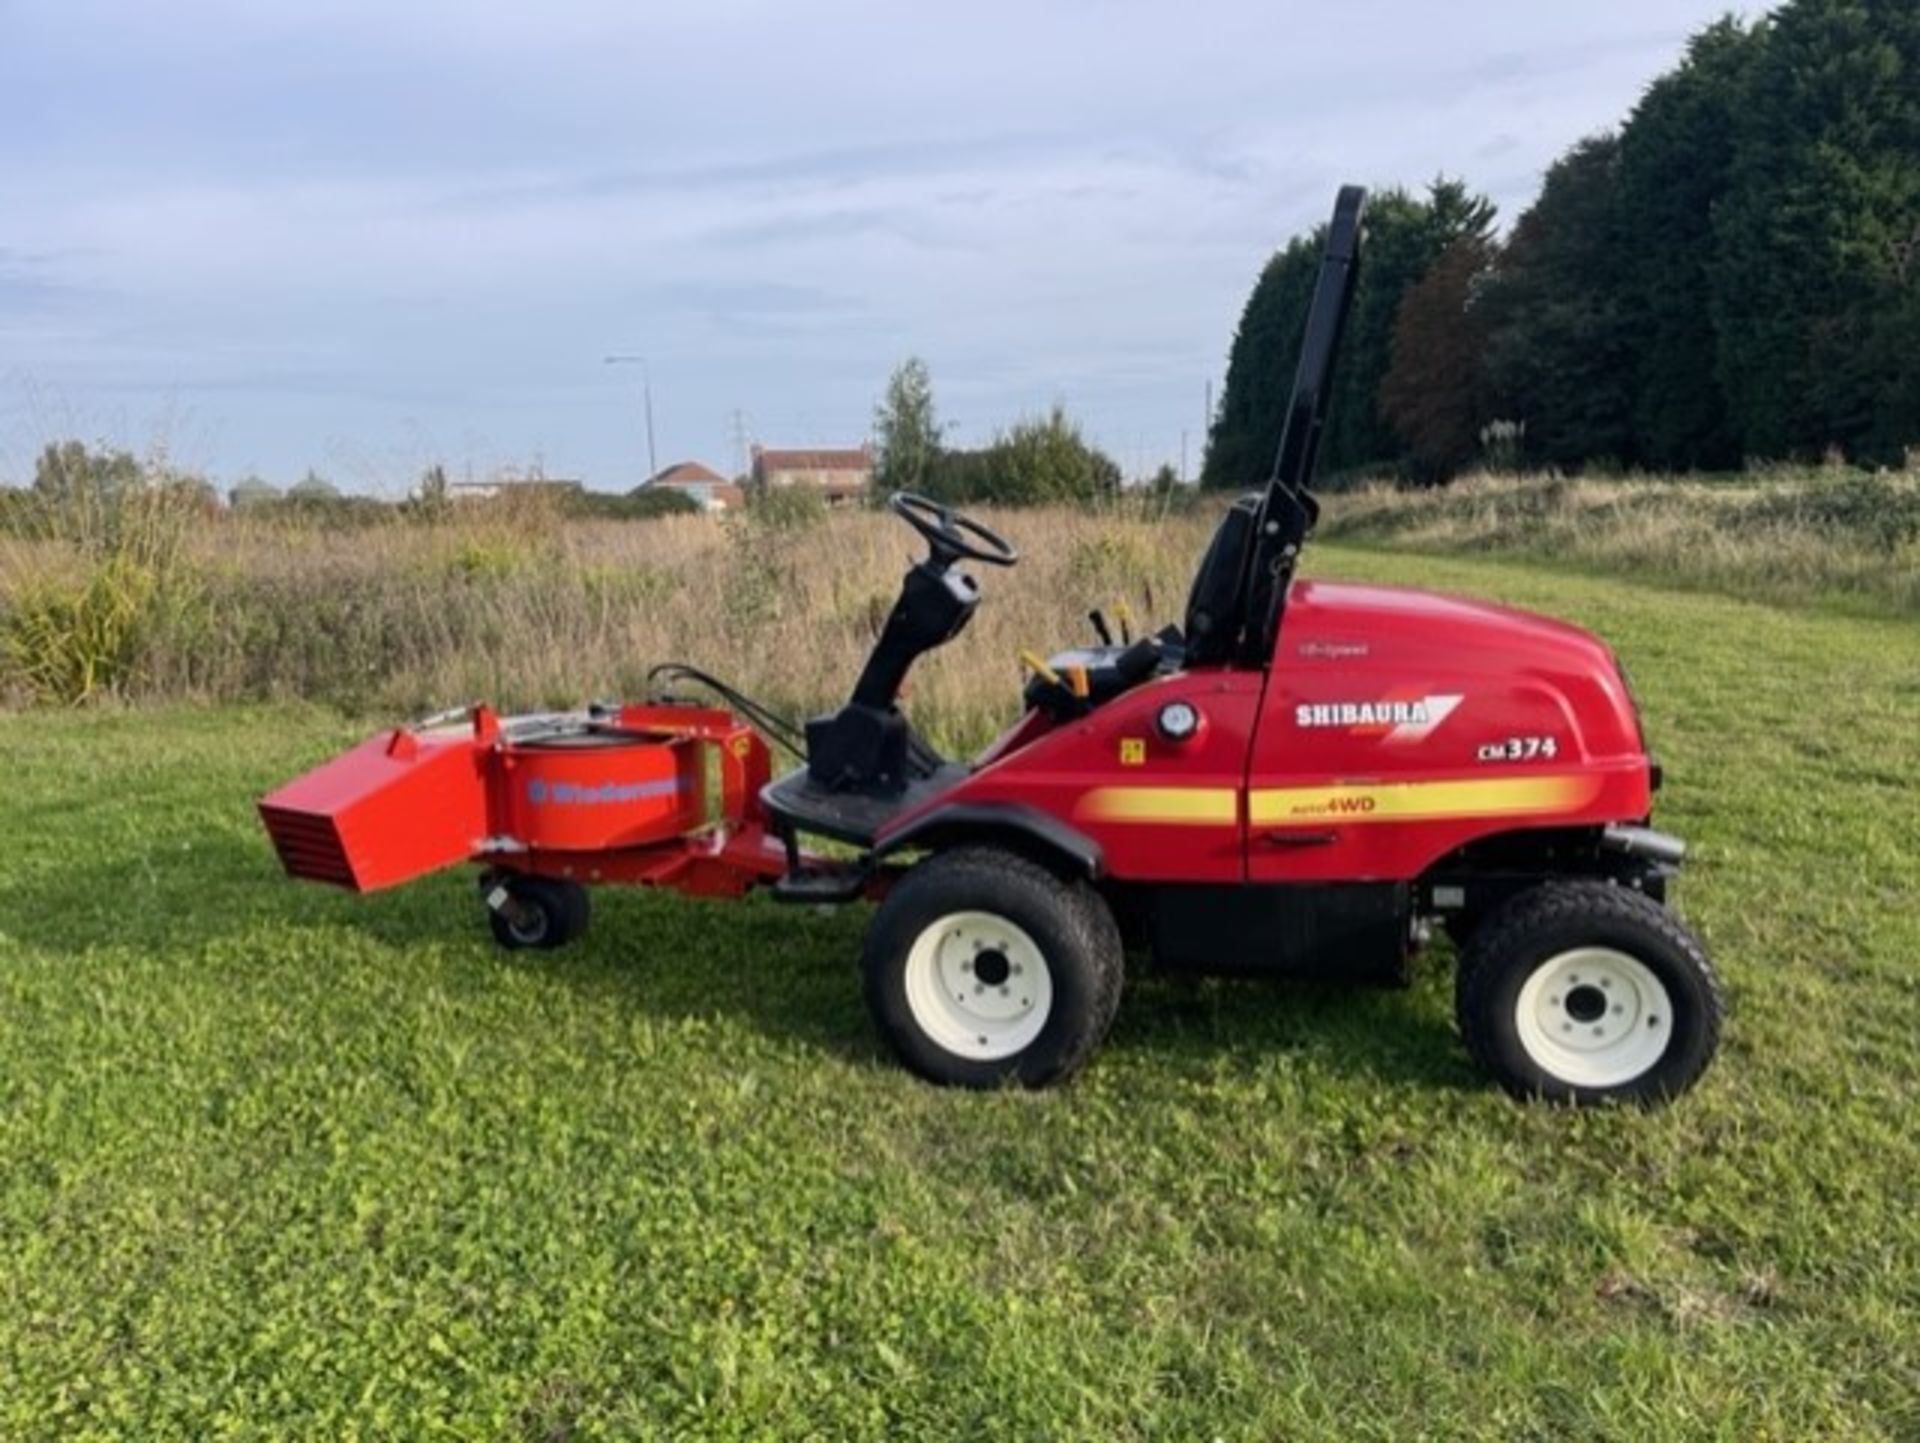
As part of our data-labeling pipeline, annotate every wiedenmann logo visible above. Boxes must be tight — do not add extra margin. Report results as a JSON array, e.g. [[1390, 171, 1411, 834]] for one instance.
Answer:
[[526, 777, 681, 806]]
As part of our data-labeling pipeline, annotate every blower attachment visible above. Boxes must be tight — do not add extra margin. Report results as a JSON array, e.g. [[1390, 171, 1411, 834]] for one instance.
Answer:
[[258, 707, 719, 892]]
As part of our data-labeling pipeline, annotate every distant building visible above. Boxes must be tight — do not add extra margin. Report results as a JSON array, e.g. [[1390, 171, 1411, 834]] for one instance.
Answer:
[[751, 445, 871, 507], [448, 476, 584, 503], [643, 460, 745, 513]]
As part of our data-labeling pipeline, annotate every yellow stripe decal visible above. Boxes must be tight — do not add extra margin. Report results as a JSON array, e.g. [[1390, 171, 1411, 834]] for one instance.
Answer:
[[1249, 775, 1602, 827], [1078, 786, 1238, 826]]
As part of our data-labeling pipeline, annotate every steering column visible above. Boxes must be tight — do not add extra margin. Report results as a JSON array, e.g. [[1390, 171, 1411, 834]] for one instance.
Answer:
[[804, 494, 1018, 792]]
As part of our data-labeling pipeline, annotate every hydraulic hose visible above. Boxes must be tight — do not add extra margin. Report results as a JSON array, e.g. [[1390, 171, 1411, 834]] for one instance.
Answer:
[[644, 663, 808, 759]]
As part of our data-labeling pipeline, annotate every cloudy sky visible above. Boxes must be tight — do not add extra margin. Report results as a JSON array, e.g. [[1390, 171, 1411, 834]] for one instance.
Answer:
[[0, 0, 1759, 492]]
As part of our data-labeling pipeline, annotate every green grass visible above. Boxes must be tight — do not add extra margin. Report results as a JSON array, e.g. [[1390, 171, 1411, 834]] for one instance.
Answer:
[[2, 542, 1917, 1440]]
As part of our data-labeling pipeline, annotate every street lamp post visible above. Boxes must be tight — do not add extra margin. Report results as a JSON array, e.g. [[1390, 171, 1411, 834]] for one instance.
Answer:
[[604, 354, 658, 483]]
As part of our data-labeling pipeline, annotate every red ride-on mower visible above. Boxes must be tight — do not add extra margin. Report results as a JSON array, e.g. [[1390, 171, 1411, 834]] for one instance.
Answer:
[[260, 187, 1721, 1103]]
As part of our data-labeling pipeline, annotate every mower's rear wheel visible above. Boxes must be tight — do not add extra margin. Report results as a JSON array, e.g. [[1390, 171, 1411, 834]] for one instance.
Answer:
[[1455, 880, 1720, 1105], [486, 874, 591, 951], [863, 847, 1123, 1088]]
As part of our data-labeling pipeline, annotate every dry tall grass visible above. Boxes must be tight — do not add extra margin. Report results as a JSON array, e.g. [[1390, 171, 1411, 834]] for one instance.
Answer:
[[4, 467, 1914, 739], [1, 499, 1218, 752]]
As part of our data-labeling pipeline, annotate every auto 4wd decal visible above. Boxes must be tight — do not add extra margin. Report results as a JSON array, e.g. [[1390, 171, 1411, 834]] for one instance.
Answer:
[[1250, 774, 1601, 825], [1074, 774, 1604, 828], [1292, 690, 1463, 744]]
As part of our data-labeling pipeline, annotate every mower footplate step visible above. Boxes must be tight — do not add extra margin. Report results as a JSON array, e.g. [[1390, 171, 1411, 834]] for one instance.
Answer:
[[761, 762, 968, 848], [771, 868, 871, 904]]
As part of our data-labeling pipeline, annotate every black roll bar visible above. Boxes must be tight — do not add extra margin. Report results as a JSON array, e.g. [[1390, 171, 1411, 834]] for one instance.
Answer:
[[1238, 184, 1367, 662]]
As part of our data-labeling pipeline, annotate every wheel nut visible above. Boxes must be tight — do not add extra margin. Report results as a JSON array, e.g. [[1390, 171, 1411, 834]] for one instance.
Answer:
[[999, 986, 1010, 997]]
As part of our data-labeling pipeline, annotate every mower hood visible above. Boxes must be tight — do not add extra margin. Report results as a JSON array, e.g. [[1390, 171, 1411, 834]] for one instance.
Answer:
[[1278, 578, 1643, 760]]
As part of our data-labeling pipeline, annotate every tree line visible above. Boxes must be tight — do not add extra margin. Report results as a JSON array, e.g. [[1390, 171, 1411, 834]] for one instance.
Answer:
[[1205, 0, 1919, 486], [871, 358, 1130, 506]]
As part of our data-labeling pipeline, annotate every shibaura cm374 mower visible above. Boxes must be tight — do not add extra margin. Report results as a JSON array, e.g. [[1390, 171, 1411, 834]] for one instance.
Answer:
[[261, 187, 1722, 1104]]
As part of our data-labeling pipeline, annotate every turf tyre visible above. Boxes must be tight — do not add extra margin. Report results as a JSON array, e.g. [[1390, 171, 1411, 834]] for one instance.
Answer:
[[1456, 880, 1720, 1105], [864, 846, 1123, 1088]]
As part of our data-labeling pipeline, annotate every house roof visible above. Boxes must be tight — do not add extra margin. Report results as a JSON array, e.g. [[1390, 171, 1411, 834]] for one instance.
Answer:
[[753, 447, 871, 472], [648, 460, 729, 487]]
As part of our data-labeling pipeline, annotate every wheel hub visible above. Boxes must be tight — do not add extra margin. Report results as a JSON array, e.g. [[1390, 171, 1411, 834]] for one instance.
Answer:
[[902, 911, 1053, 1061], [1514, 946, 1673, 1088], [500, 896, 549, 944], [1564, 983, 1607, 1023]]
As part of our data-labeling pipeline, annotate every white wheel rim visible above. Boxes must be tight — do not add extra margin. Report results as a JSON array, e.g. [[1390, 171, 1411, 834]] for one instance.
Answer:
[[903, 910, 1054, 1062], [1514, 946, 1673, 1089]]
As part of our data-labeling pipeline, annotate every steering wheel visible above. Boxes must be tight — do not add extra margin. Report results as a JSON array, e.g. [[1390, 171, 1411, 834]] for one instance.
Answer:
[[888, 493, 1020, 569]]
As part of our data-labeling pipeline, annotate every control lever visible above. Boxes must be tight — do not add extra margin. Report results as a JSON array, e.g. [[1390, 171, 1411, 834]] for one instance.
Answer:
[[1087, 608, 1113, 647], [1112, 600, 1133, 645], [1018, 648, 1091, 721], [1018, 648, 1059, 685]]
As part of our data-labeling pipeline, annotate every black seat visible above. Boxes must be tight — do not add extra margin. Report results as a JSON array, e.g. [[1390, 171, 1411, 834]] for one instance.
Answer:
[[1182, 493, 1259, 666]]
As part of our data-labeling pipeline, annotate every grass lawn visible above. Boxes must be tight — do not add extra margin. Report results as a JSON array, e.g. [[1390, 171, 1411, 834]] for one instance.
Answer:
[[1, 543, 1916, 1440]]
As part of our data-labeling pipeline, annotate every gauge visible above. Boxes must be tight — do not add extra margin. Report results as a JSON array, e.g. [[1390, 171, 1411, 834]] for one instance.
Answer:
[[1156, 700, 1200, 741]]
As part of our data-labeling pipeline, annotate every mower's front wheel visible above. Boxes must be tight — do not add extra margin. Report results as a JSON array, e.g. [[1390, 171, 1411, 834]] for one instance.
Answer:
[[485, 874, 591, 951], [864, 847, 1123, 1088], [1455, 880, 1720, 1105]]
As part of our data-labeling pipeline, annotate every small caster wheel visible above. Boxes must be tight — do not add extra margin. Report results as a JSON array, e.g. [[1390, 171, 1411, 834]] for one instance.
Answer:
[[484, 874, 590, 951]]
